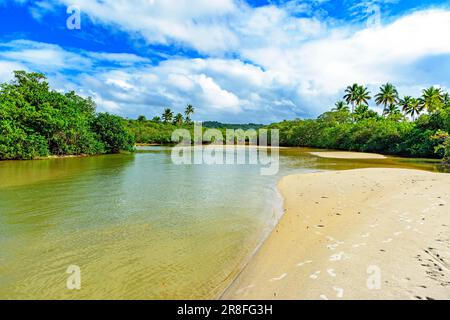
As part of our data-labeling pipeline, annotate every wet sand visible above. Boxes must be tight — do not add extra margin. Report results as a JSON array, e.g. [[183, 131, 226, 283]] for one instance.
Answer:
[[223, 169, 450, 300]]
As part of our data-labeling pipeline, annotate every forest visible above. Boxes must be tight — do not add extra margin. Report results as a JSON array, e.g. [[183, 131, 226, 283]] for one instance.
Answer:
[[0, 71, 135, 160], [1, 72, 449, 163]]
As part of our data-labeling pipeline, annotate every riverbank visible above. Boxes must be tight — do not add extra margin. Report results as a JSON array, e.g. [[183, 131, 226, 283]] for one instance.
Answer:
[[222, 168, 450, 300], [309, 151, 387, 159]]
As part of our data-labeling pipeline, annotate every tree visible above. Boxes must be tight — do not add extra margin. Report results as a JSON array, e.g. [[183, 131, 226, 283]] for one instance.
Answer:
[[432, 130, 450, 164], [421, 87, 444, 113], [344, 84, 360, 114], [162, 108, 173, 123], [399, 96, 423, 121], [354, 104, 378, 121], [344, 84, 371, 115], [137, 115, 147, 122], [442, 92, 450, 109], [354, 86, 371, 107], [383, 104, 403, 121], [173, 113, 184, 126], [152, 116, 161, 123], [332, 101, 350, 112], [92, 113, 135, 153], [375, 83, 399, 115], [0, 71, 135, 159], [185, 104, 195, 124]]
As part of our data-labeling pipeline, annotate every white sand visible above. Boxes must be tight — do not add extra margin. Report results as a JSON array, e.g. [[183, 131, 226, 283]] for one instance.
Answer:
[[223, 169, 450, 300], [309, 151, 387, 159]]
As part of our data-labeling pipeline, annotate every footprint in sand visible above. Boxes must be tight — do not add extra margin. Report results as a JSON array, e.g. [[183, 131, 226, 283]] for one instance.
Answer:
[[382, 238, 393, 244], [394, 231, 403, 237], [333, 287, 344, 298], [330, 252, 348, 262], [405, 225, 412, 230], [370, 224, 379, 229], [297, 260, 313, 267], [270, 273, 287, 282], [327, 269, 336, 277], [361, 233, 370, 238], [236, 284, 255, 294], [327, 244, 339, 251], [310, 271, 321, 280]]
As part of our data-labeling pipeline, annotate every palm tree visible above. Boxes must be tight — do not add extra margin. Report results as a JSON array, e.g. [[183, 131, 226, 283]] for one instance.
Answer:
[[185, 104, 195, 123], [173, 113, 184, 126], [344, 84, 360, 114], [162, 108, 173, 123], [421, 87, 444, 113], [354, 85, 371, 107], [383, 104, 402, 118], [399, 96, 423, 121], [442, 92, 450, 108], [332, 101, 350, 112], [375, 83, 399, 115]]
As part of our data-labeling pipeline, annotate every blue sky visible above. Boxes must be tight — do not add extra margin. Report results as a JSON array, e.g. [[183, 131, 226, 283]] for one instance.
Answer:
[[1, 0, 450, 123]]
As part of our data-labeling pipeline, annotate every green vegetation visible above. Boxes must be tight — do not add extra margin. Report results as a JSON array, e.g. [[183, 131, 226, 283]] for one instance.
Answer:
[[126, 120, 194, 145], [2, 71, 449, 164], [269, 83, 450, 163], [0, 71, 135, 160], [127, 104, 264, 145], [432, 130, 450, 164], [127, 105, 197, 144], [202, 122, 264, 130]]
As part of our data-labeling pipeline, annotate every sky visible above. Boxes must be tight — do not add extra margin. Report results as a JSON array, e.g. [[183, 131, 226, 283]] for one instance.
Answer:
[[1, 0, 450, 123]]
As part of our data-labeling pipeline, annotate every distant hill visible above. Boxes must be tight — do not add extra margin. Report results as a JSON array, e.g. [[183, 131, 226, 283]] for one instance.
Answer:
[[202, 121, 265, 130]]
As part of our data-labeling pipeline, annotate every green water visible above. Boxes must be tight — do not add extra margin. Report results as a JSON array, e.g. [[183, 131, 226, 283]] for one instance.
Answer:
[[0, 147, 445, 299]]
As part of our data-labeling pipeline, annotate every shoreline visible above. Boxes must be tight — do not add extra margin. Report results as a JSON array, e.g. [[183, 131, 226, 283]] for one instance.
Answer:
[[222, 168, 450, 300], [309, 151, 387, 159]]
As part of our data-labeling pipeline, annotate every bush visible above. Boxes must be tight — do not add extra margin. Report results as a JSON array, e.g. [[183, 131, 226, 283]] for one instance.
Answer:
[[0, 71, 136, 160]]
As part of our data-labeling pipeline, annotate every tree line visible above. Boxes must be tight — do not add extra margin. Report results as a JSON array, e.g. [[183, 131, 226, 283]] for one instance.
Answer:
[[269, 83, 450, 164], [337, 83, 449, 121], [1, 72, 449, 164], [136, 105, 195, 126]]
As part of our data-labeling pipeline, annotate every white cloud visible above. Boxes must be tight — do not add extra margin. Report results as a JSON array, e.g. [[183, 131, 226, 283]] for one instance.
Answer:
[[0, 61, 27, 83], [2, 2, 450, 122], [0, 40, 92, 71], [51, 0, 240, 53]]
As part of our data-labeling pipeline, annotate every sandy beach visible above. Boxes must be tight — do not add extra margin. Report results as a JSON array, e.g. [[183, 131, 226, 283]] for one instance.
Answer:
[[223, 168, 450, 300], [309, 151, 387, 159]]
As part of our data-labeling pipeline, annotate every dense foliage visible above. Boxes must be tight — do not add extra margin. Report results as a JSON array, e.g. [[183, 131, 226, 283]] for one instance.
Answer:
[[126, 120, 195, 145], [269, 83, 450, 161], [202, 121, 264, 130], [0, 71, 135, 160], [127, 105, 263, 144], [2, 73, 449, 164]]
